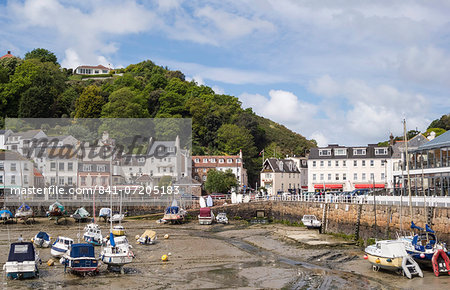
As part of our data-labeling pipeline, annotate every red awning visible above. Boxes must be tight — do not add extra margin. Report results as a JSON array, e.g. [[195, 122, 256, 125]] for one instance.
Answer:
[[354, 184, 385, 189], [314, 184, 343, 189]]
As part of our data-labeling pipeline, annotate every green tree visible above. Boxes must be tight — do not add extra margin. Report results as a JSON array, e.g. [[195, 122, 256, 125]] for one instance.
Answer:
[[428, 114, 450, 131], [24, 48, 58, 65], [0, 56, 23, 78], [101, 87, 149, 118], [54, 87, 79, 117], [74, 85, 105, 118], [18, 86, 56, 117], [205, 169, 237, 194], [425, 128, 446, 137], [216, 124, 257, 157]]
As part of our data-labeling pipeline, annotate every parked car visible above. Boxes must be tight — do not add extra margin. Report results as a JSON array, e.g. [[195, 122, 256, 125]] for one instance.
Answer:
[[181, 193, 199, 200], [210, 193, 226, 200]]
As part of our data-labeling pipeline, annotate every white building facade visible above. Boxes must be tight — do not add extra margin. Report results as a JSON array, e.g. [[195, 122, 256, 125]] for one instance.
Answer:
[[307, 144, 395, 192]]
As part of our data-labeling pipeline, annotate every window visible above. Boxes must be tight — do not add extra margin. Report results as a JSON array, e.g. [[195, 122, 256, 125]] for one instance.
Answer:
[[81, 177, 86, 186], [203, 158, 208, 163], [381, 160, 385, 166], [202, 176, 206, 181], [370, 173, 374, 181], [334, 148, 347, 156], [219, 158, 224, 163], [312, 161, 316, 167], [327, 173, 331, 181], [59, 177, 65, 185], [210, 158, 216, 163], [335, 160, 339, 167], [0, 162, 3, 170], [195, 158, 200, 163], [50, 177, 56, 185], [343, 160, 346, 167], [236, 158, 241, 163], [203, 168, 206, 173], [50, 162, 56, 171], [83, 164, 92, 171], [320, 161, 324, 167], [353, 148, 366, 155], [370, 160, 374, 167], [319, 149, 331, 156], [68, 177, 73, 185], [362, 173, 366, 180], [101, 177, 107, 185], [24, 163, 28, 171], [381, 173, 385, 180], [91, 176, 97, 185], [375, 148, 388, 155], [138, 157, 145, 163], [68, 162, 73, 171], [335, 173, 339, 180], [313, 174, 316, 181], [24, 175, 28, 184], [328, 161, 331, 167], [11, 163, 16, 171], [320, 174, 324, 181], [343, 173, 346, 181], [362, 160, 366, 166], [97, 165, 106, 172], [353, 160, 357, 166], [354, 173, 357, 180], [0, 175, 3, 184], [227, 159, 233, 163], [59, 162, 64, 171]]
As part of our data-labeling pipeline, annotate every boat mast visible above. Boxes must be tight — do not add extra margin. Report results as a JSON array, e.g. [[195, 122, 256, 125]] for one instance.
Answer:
[[403, 119, 413, 223]]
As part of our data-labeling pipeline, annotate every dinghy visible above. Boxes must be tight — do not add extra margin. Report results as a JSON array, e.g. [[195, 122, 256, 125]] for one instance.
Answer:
[[301, 215, 322, 229], [47, 201, 68, 224], [206, 195, 213, 207], [199, 196, 206, 208], [432, 249, 450, 277], [3, 242, 40, 279], [136, 230, 157, 245], [32, 232, 51, 248], [216, 212, 229, 224]]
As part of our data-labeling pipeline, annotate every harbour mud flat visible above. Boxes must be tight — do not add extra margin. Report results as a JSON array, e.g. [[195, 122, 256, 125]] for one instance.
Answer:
[[0, 219, 448, 289]]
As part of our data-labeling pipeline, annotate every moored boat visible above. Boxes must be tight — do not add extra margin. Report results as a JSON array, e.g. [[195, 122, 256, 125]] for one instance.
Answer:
[[83, 223, 103, 246], [99, 208, 111, 222], [216, 212, 229, 224], [15, 203, 33, 222], [112, 225, 125, 236], [51, 236, 73, 258], [71, 207, 90, 222], [432, 249, 450, 277], [3, 242, 41, 279], [163, 206, 186, 224], [100, 233, 134, 274], [301, 215, 322, 229], [198, 207, 215, 225], [136, 230, 157, 245], [0, 208, 14, 223], [47, 201, 68, 224], [61, 243, 99, 275]]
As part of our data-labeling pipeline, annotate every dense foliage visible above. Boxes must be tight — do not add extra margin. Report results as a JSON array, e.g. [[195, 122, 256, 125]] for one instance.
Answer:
[[204, 169, 237, 193], [0, 49, 316, 185]]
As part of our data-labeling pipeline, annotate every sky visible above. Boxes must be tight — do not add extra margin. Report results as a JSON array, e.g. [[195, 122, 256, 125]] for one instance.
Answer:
[[1, 0, 449, 146]]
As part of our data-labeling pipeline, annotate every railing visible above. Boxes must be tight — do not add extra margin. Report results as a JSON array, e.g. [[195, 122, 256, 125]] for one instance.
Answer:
[[252, 194, 450, 207]]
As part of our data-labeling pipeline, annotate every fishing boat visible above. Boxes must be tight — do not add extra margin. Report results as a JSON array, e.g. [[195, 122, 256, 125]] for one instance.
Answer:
[[61, 243, 99, 275], [0, 207, 14, 223], [198, 207, 215, 225], [365, 240, 422, 278], [432, 249, 450, 277], [50, 236, 73, 258], [71, 207, 90, 222], [301, 215, 322, 229], [46, 201, 68, 224], [216, 212, 229, 224], [404, 222, 449, 266], [136, 230, 157, 245], [32, 232, 51, 248], [83, 223, 103, 246], [15, 203, 33, 222], [99, 208, 111, 222], [3, 242, 40, 279]]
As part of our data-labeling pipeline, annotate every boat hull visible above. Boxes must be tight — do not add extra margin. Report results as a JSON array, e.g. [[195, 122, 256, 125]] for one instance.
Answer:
[[4, 262, 38, 279], [51, 246, 68, 257], [101, 254, 133, 266], [33, 238, 50, 248], [366, 253, 403, 271]]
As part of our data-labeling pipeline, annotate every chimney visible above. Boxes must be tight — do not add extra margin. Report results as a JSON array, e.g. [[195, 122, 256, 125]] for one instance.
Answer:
[[7, 51, 11, 54], [389, 133, 394, 146]]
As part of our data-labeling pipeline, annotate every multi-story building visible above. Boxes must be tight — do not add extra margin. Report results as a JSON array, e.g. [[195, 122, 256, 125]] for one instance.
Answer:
[[286, 156, 308, 192], [192, 152, 247, 187], [393, 130, 449, 196], [307, 144, 394, 192], [0, 129, 13, 150], [5, 130, 47, 156], [0, 151, 34, 195], [260, 158, 301, 195]]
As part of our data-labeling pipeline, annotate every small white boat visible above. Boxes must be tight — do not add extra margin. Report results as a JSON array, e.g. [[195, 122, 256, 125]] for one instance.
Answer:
[[100, 234, 134, 274], [3, 242, 41, 279], [32, 232, 51, 248], [15, 203, 33, 222], [51, 237, 73, 258], [99, 208, 111, 222], [198, 207, 215, 225], [84, 223, 103, 246], [216, 212, 229, 224], [301, 215, 322, 229], [365, 240, 422, 278], [110, 213, 124, 223]]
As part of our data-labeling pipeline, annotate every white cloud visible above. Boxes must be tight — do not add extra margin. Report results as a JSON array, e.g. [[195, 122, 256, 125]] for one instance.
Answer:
[[310, 132, 328, 147]]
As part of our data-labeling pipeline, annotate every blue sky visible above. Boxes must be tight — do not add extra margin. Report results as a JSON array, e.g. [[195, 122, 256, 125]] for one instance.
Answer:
[[1, 0, 449, 146]]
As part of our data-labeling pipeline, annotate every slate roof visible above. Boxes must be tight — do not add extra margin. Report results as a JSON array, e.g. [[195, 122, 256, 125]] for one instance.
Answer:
[[0, 151, 29, 161], [417, 130, 450, 150], [309, 144, 391, 159], [9, 130, 43, 139], [262, 158, 300, 173]]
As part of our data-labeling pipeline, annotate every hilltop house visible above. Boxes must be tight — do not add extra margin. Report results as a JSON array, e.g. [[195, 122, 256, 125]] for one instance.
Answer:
[[75, 65, 111, 75]]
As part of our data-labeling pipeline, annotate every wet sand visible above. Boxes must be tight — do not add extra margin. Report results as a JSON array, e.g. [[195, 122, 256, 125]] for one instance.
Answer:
[[0, 218, 448, 289]]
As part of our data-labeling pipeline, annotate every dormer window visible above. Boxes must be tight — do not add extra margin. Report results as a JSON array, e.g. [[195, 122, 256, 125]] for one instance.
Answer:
[[278, 161, 283, 170], [334, 148, 347, 156], [353, 148, 366, 155], [319, 149, 331, 156], [375, 148, 388, 155]]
